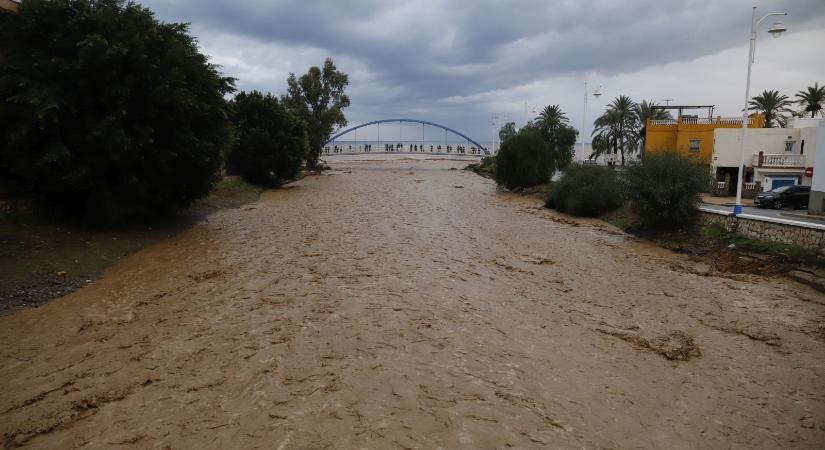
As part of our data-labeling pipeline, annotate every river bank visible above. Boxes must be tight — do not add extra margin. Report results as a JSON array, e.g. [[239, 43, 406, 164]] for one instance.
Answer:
[[0, 177, 261, 315]]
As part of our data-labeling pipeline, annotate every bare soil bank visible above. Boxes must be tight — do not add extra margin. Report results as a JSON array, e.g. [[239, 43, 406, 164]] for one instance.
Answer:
[[1, 160, 823, 449], [0, 177, 260, 315]]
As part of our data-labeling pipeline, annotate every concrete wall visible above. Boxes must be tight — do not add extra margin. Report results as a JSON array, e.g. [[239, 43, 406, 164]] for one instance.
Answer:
[[809, 121, 825, 214], [790, 117, 825, 129], [811, 122, 825, 192], [700, 211, 825, 249]]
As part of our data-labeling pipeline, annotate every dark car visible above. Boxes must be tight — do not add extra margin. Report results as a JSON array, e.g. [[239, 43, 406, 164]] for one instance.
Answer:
[[754, 185, 810, 209]]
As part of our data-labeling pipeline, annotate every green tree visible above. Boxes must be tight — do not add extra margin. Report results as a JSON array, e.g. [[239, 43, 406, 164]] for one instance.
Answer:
[[533, 105, 577, 173], [748, 89, 794, 128], [0, 0, 234, 224], [591, 109, 620, 162], [499, 121, 517, 142], [227, 91, 308, 185], [592, 96, 639, 166], [591, 96, 639, 165], [633, 100, 673, 154], [283, 58, 350, 169], [494, 127, 557, 190], [536, 105, 568, 129], [795, 83, 825, 118]]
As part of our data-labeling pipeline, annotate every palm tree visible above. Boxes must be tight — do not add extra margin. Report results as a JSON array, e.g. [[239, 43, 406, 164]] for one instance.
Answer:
[[536, 105, 569, 129], [633, 100, 672, 155], [796, 83, 825, 118], [748, 89, 794, 128], [534, 105, 577, 173], [591, 96, 638, 165], [591, 109, 620, 161], [498, 121, 517, 142]]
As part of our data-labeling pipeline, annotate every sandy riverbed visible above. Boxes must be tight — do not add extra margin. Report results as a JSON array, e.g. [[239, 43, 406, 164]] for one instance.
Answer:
[[1, 160, 823, 449]]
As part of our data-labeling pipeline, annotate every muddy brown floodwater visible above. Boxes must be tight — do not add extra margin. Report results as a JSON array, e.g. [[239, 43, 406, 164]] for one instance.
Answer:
[[1, 160, 824, 449]]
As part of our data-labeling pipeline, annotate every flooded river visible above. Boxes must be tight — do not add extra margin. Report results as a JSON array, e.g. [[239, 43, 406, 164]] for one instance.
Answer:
[[1, 160, 823, 449]]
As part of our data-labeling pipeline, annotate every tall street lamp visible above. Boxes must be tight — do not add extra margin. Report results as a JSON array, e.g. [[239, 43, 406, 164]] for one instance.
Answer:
[[524, 102, 538, 126], [733, 7, 788, 215], [491, 115, 499, 153], [581, 81, 602, 161]]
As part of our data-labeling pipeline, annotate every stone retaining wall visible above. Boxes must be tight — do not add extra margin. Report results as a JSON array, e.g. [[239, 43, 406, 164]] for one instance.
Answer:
[[700, 211, 825, 249]]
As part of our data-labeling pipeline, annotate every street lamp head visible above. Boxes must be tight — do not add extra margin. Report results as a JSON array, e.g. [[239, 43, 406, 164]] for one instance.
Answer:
[[768, 21, 787, 38], [593, 88, 602, 98]]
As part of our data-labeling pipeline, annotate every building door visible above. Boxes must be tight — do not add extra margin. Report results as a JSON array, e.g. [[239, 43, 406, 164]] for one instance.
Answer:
[[766, 177, 797, 191]]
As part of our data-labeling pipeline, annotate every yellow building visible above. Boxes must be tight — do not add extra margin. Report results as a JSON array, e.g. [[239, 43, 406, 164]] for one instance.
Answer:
[[645, 113, 764, 164]]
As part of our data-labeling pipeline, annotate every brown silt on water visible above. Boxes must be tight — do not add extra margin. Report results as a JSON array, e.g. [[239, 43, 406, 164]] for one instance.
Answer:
[[1, 160, 824, 449]]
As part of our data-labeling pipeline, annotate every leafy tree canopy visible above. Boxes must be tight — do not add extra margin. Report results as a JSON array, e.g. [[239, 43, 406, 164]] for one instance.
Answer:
[[748, 89, 794, 128], [532, 105, 577, 173], [283, 58, 350, 169], [227, 91, 308, 185], [495, 126, 559, 190], [796, 83, 825, 118], [591, 96, 639, 166], [0, 0, 234, 224], [498, 121, 517, 143]]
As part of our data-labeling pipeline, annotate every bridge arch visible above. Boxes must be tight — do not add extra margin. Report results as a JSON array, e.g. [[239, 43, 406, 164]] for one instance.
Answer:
[[325, 118, 489, 155]]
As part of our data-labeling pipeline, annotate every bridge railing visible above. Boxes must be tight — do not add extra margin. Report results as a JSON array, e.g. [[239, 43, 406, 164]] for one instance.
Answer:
[[324, 118, 490, 156]]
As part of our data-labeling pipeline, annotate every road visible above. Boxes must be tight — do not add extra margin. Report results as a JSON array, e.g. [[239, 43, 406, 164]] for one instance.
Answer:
[[1, 160, 824, 449]]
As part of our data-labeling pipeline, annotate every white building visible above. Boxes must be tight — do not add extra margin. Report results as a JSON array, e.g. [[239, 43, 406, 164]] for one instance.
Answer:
[[573, 142, 641, 166], [712, 117, 822, 194]]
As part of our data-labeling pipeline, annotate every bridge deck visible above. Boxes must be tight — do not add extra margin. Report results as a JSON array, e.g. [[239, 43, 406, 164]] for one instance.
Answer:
[[324, 151, 484, 157]]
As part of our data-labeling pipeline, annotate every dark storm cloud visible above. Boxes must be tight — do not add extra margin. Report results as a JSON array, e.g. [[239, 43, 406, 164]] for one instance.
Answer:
[[142, 0, 825, 137]]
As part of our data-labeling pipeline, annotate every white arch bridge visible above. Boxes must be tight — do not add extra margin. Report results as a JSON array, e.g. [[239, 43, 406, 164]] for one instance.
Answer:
[[323, 118, 490, 157]]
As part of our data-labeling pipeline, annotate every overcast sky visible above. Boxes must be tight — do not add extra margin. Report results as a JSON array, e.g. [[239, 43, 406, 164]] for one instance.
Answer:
[[142, 0, 825, 143]]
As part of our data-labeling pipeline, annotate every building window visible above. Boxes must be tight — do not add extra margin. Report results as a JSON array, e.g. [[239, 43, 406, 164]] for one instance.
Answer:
[[785, 140, 795, 153], [689, 139, 700, 153]]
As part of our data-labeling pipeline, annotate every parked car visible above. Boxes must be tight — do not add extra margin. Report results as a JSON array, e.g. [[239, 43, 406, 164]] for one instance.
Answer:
[[754, 185, 810, 209]]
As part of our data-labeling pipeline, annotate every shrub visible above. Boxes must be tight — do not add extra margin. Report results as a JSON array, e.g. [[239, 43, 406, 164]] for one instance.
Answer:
[[625, 152, 709, 230], [227, 91, 308, 185], [0, 0, 234, 224], [545, 164, 623, 216], [494, 127, 555, 190]]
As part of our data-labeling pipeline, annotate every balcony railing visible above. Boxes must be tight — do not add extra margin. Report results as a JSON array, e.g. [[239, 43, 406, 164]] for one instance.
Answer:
[[680, 117, 716, 125], [752, 153, 806, 168], [648, 117, 761, 127]]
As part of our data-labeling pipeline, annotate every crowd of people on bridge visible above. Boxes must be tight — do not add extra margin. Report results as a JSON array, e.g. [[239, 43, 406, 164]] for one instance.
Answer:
[[324, 144, 482, 155]]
